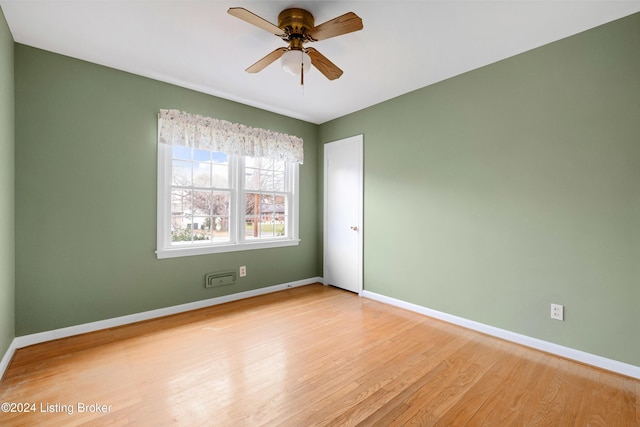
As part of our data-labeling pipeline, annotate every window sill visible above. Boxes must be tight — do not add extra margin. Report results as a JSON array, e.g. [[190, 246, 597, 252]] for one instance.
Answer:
[[156, 239, 300, 259]]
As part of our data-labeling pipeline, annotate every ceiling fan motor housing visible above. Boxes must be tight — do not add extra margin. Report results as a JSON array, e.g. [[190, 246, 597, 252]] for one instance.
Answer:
[[278, 8, 314, 38]]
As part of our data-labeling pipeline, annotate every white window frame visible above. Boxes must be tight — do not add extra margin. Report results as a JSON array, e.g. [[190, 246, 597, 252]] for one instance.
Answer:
[[156, 143, 299, 259]]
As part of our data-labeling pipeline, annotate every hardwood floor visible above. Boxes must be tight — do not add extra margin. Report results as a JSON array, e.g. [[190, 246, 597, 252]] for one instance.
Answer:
[[1, 284, 637, 426]]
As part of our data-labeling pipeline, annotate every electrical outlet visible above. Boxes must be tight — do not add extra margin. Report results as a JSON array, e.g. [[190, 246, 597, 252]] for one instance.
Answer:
[[551, 303, 564, 321], [239, 266, 247, 277]]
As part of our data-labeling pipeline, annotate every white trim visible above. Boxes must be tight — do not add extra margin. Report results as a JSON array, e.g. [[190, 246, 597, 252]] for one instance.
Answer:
[[156, 142, 172, 254], [9, 277, 321, 351], [156, 238, 300, 259], [0, 339, 18, 381], [361, 290, 640, 379]]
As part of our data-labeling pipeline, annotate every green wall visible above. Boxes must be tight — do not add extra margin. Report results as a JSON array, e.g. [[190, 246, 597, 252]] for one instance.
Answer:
[[319, 13, 640, 366], [14, 45, 319, 335], [0, 7, 15, 361]]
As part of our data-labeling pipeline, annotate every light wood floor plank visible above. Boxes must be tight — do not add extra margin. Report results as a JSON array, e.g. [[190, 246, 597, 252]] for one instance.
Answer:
[[0, 284, 637, 426]]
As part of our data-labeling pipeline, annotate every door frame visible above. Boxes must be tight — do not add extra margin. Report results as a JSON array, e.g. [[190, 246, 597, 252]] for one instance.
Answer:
[[323, 134, 364, 294]]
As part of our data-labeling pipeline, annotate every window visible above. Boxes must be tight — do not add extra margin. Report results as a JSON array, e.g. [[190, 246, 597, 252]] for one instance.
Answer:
[[169, 146, 231, 245], [244, 157, 289, 240], [156, 109, 303, 259], [157, 144, 299, 259]]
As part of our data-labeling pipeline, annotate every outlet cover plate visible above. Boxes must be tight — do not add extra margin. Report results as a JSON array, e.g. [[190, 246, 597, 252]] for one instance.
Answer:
[[551, 303, 564, 321]]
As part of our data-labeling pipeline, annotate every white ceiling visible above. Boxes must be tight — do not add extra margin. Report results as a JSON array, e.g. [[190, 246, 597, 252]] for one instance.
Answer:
[[2, 1, 640, 124]]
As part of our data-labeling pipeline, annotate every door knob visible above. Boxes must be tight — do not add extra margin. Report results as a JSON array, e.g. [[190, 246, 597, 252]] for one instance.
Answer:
[[350, 226, 358, 231]]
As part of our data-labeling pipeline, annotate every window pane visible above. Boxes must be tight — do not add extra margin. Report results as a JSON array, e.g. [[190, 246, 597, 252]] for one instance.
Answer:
[[213, 152, 228, 164], [212, 216, 230, 241], [262, 195, 286, 237], [193, 149, 210, 161], [244, 193, 287, 239], [193, 161, 211, 187], [273, 160, 285, 172], [245, 192, 260, 239], [171, 216, 192, 243], [172, 160, 191, 186], [245, 157, 259, 168], [262, 222, 274, 238], [212, 192, 230, 216], [245, 167, 259, 191], [274, 195, 287, 236], [273, 172, 285, 192], [192, 216, 212, 242], [171, 189, 192, 215], [261, 194, 275, 214], [245, 192, 259, 216], [245, 156, 284, 191], [212, 164, 229, 188], [244, 216, 258, 239], [274, 195, 285, 216], [260, 170, 274, 191], [172, 145, 191, 160], [261, 196, 275, 238], [193, 190, 212, 216], [193, 150, 211, 186], [171, 189, 193, 243], [259, 158, 274, 170]]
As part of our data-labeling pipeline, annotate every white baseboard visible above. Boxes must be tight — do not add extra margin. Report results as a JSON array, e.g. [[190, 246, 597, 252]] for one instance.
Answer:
[[0, 277, 321, 380], [0, 338, 18, 381], [361, 290, 640, 380], [5, 280, 636, 381]]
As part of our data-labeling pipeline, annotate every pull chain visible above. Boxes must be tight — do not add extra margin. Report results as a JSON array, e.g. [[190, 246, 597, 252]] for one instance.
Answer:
[[300, 50, 304, 87], [300, 50, 305, 95]]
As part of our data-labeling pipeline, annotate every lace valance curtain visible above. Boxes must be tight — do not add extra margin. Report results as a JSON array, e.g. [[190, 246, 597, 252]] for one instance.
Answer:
[[158, 109, 304, 164]]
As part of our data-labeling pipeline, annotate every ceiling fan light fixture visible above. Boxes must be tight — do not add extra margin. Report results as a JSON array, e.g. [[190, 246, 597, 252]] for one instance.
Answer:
[[281, 50, 311, 77]]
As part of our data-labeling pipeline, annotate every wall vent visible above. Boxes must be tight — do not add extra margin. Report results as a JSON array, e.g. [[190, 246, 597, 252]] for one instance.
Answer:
[[205, 271, 237, 288]]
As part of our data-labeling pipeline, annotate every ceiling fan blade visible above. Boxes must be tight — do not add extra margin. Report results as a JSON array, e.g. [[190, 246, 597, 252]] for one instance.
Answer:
[[228, 7, 283, 36], [246, 48, 288, 73], [308, 12, 363, 41], [306, 48, 343, 80]]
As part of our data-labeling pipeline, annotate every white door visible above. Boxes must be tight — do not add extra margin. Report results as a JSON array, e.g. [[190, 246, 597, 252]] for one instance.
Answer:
[[324, 135, 363, 294]]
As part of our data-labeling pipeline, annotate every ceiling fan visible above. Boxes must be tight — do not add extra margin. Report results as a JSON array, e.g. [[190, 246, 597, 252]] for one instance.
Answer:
[[228, 7, 363, 84]]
